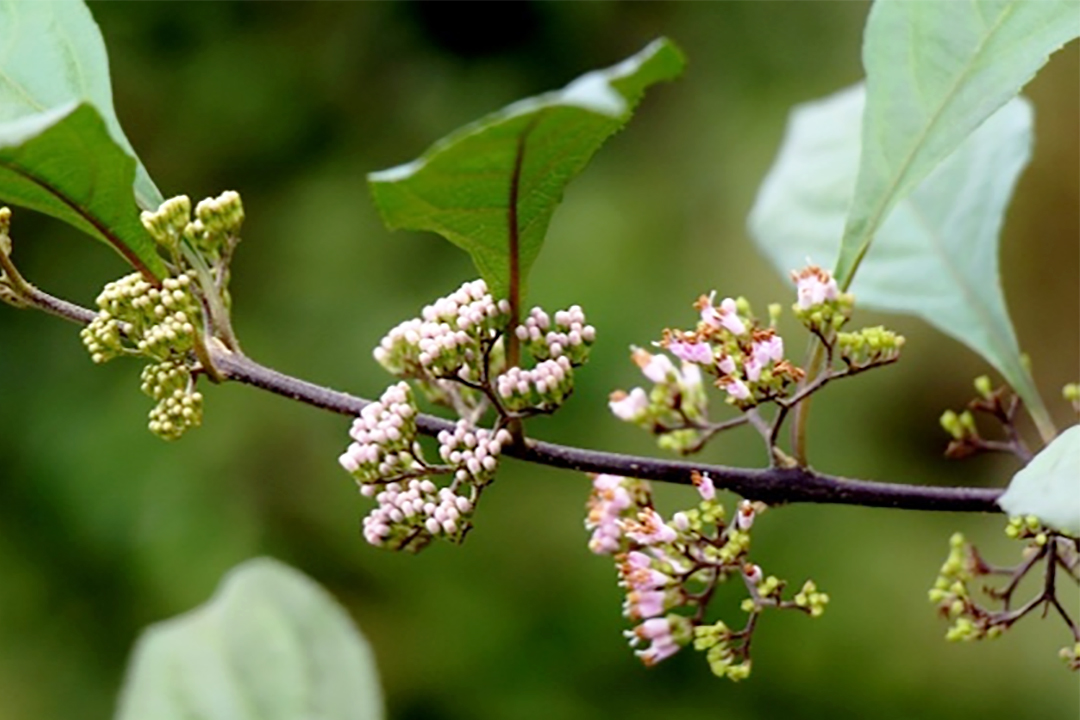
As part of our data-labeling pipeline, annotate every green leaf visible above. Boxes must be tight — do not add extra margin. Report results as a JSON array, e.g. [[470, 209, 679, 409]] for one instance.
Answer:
[[999, 425, 1080, 536], [369, 38, 685, 300], [115, 557, 384, 720], [0, 0, 163, 211], [748, 86, 1051, 430], [0, 103, 167, 279], [834, 0, 1079, 288]]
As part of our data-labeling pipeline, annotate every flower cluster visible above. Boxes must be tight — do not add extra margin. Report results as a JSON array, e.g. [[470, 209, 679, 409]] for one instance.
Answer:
[[836, 326, 905, 367], [496, 357, 573, 412], [928, 532, 1003, 642], [338, 382, 513, 552], [610, 265, 904, 454], [608, 349, 708, 453], [515, 305, 596, 365], [338, 382, 420, 484], [140, 361, 204, 440], [930, 521, 1079, 664], [375, 279, 510, 382], [585, 472, 827, 678], [79, 270, 204, 440], [437, 420, 511, 486], [360, 479, 476, 551], [375, 279, 595, 419], [790, 264, 853, 332], [81, 272, 199, 364], [141, 191, 244, 259]]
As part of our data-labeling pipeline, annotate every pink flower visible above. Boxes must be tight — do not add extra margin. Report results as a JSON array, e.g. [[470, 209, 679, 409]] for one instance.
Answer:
[[630, 618, 681, 665], [693, 472, 716, 501], [717, 353, 737, 376], [743, 563, 763, 585], [668, 339, 713, 365], [624, 507, 678, 545], [721, 377, 751, 401], [737, 500, 756, 530], [744, 355, 763, 383], [609, 388, 649, 421], [586, 474, 634, 555], [625, 589, 667, 620], [752, 334, 784, 365], [619, 551, 671, 591], [792, 265, 839, 310], [717, 297, 747, 335], [633, 348, 675, 383], [697, 293, 747, 336]]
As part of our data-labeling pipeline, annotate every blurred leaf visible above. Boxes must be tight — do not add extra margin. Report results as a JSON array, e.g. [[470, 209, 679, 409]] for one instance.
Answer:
[[834, 0, 1079, 288], [999, 425, 1080, 536], [368, 38, 685, 300], [0, 0, 163, 211], [0, 103, 166, 279], [115, 557, 384, 720], [749, 86, 1050, 429]]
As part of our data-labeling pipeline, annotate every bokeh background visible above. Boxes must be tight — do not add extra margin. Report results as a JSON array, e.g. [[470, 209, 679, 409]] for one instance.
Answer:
[[0, 2, 1077, 719]]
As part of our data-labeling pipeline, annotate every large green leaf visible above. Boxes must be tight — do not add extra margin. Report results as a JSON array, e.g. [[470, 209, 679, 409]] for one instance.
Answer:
[[748, 86, 1051, 432], [999, 425, 1080, 536], [115, 557, 384, 720], [0, 102, 167, 279], [0, 0, 163, 211], [369, 38, 685, 299], [834, 0, 1079, 288]]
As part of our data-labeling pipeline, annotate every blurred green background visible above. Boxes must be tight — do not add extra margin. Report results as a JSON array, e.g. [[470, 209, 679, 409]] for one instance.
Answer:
[[0, 2, 1077, 718]]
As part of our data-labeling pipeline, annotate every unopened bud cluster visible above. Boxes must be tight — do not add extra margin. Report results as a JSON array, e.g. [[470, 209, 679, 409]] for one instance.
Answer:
[[585, 472, 825, 678], [374, 280, 510, 385], [375, 279, 594, 418], [339, 382, 513, 552], [929, 532, 1002, 642], [360, 478, 477, 552], [79, 270, 204, 440], [77, 192, 247, 441], [357, 280, 597, 550], [140, 361, 204, 440], [496, 357, 574, 412], [515, 305, 596, 365], [437, 420, 512, 486], [81, 273, 199, 364], [141, 191, 244, 259], [929, 523, 1078, 662], [338, 382, 420, 483], [836, 325, 904, 366]]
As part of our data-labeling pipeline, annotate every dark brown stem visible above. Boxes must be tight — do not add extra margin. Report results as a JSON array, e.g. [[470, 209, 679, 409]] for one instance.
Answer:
[[8, 283, 1009, 514]]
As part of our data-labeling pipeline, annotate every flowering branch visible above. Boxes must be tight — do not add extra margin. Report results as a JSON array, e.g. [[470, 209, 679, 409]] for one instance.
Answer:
[[0, 270, 1005, 513]]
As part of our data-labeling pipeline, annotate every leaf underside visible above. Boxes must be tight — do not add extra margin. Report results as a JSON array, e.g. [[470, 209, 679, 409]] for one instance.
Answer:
[[114, 557, 385, 720], [748, 86, 1042, 421]]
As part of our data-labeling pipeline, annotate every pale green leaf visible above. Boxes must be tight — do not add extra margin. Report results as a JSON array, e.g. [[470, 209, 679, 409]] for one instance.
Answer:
[[115, 557, 384, 720], [999, 425, 1080, 536], [748, 86, 1049, 426], [369, 38, 685, 299], [0, 103, 167, 278], [0, 0, 163, 210], [834, 0, 1079, 287]]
